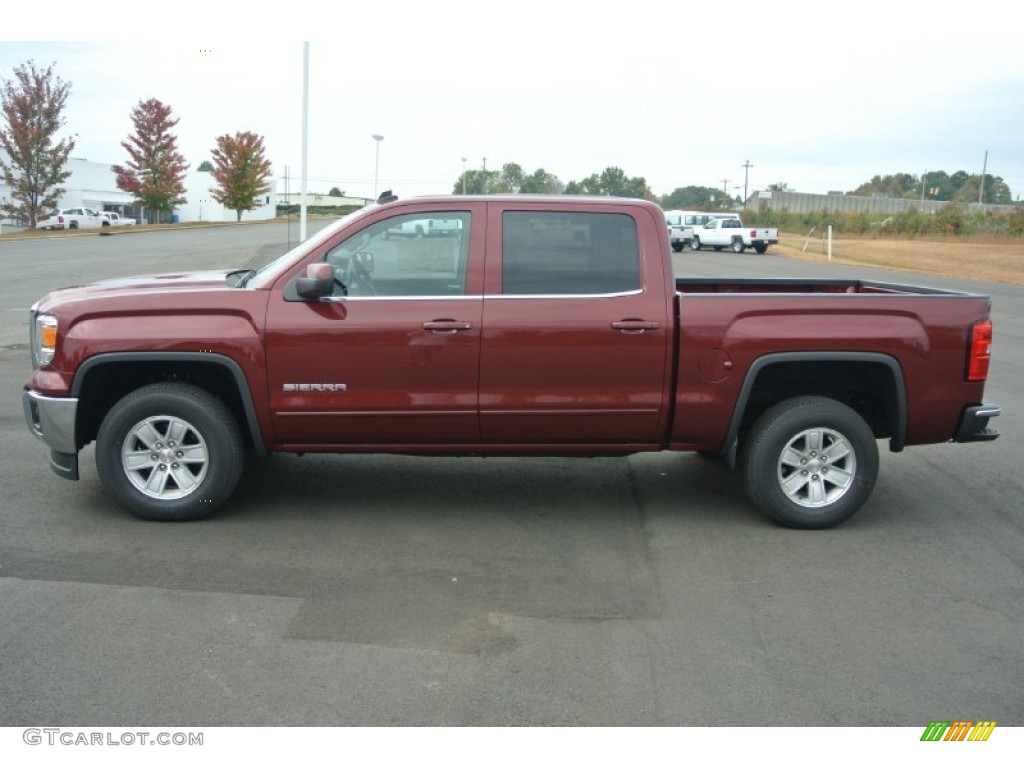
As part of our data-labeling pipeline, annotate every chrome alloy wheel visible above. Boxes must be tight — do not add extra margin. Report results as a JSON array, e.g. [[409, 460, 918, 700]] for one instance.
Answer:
[[776, 427, 856, 508], [121, 415, 209, 499]]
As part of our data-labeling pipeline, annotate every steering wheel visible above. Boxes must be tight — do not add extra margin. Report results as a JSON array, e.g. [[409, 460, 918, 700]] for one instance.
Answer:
[[346, 251, 376, 295]]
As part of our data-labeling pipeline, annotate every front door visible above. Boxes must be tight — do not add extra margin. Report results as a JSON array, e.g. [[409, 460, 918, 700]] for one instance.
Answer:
[[264, 207, 484, 447]]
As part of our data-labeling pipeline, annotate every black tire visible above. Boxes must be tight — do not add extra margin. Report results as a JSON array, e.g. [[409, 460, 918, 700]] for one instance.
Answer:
[[671, 243, 683, 253], [96, 382, 244, 521], [69, 221, 79, 229], [754, 244, 768, 254], [414, 225, 425, 238], [690, 237, 701, 251], [731, 238, 745, 253], [741, 396, 878, 529]]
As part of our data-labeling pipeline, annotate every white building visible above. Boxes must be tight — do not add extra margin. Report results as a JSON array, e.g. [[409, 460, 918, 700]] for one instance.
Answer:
[[1, 155, 277, 225]]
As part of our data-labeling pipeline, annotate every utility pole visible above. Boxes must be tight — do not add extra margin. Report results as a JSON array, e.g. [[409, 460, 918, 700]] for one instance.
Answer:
[[721, 178, 730, 205], [979, 150, 988, 205], [742, 160, 753, 205], [921, 170, 927, 204]]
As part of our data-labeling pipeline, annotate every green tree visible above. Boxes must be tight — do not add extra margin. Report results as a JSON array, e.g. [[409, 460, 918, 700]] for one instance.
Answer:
[[112, 98, 189, 220], [209, 131, 273, 221], [660, 185, 727, 209], [328, 186, 343, 197], [767, 182, 790, 192], [569, 166, 651, 198], [0, 60, 75, 226], [197, 160, 214, 172], [519, 167, 563, 194], [453, 168, 500, 194]]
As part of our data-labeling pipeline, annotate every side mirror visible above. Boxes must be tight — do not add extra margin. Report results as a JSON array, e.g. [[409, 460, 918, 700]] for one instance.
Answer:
[[296, 263, 334, 299]]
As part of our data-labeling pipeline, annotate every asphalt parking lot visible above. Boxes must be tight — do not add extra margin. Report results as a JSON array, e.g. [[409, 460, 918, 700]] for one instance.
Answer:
[[1, 224, 1021, 725]]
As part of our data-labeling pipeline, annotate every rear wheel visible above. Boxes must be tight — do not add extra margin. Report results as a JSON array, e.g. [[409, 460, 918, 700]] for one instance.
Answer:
[[671, 243, 683, 252], [96, 382, 244, 521], [754, 244, 768, 254], [69, 221, 78, 230], [741, 396, 878, 529], [731, 238, 745, 253]]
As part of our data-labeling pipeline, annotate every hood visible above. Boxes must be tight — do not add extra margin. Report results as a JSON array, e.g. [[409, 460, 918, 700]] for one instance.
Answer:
[[37, 270, 239, 309]]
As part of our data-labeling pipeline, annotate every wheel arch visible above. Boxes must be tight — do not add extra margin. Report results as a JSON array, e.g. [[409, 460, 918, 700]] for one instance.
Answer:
[[71, 352, 267, 457], [721, 352, 907, 468]]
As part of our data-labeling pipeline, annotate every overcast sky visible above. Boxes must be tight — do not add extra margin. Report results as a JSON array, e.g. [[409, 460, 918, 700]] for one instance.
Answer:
[[3, 0, 1023, 202]]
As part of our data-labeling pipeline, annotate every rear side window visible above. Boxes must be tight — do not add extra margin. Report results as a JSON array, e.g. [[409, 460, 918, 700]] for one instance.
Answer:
[[501, 211, 640, 295]]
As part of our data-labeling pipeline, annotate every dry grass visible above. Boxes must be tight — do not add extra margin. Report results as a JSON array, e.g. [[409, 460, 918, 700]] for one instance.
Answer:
[[775, 232, 1024, 285]]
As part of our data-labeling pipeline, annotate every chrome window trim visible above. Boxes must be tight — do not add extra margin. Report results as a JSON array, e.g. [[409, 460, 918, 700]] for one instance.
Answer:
[[486, 289, 644, 300]]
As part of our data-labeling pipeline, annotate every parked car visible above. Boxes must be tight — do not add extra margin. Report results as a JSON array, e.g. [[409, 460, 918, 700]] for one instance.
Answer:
[[663, 210, 735, 252], [100, 212, 137, 226], [690, 217, 779, 253], [35, 207, 107, 230], [23, 195, 999, 528]]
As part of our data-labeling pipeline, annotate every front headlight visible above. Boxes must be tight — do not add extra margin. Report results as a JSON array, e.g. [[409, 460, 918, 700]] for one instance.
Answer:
[[33, 313, 58, 367]]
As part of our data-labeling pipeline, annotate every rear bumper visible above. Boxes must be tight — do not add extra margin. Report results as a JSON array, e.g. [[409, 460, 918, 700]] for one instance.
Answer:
[[954, 403, 1001, 443], [23, 389, 79, 480]]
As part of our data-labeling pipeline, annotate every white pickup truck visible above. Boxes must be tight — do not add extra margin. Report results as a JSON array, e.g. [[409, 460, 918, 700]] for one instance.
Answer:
[[35, 207, 107, 230], [690, 217, 779, 254], [100, 212, 137, 226]]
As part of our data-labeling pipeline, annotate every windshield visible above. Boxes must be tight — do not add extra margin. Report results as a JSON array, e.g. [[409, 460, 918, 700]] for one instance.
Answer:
[[245, 207, 374, 289]]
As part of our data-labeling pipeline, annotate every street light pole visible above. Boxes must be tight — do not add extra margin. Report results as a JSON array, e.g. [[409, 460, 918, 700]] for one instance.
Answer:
[[372, 134, 384, 199], [461, 157, 467, 194]]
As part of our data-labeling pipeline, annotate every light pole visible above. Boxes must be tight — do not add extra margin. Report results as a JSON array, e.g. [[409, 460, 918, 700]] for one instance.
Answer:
[[461, 157, 467, 194], [372, 134, 384, 199]]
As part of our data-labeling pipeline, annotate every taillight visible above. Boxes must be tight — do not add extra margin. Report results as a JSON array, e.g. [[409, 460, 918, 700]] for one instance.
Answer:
[[750, 229, 757, 238], [967, 319, 992, 381]]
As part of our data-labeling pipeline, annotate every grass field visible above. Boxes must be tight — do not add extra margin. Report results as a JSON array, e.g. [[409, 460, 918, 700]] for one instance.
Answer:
[[775, 232, 1024, 285]]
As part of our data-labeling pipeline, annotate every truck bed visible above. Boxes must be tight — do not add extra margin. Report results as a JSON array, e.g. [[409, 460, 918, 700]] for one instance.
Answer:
[[675, 278, 972, 296]]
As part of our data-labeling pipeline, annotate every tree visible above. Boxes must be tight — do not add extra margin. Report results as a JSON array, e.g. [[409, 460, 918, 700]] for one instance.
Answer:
[[660, 186, 728, 209], [0, 60, 75, 226], [197, 160, 213, 172], [767, 182, 790, 193], [328, 186, 343, 197], [519, 168, 564, 194], [112, 98, 189, 221], [208, 131, 273, 221], [569, 167, 652, 199]]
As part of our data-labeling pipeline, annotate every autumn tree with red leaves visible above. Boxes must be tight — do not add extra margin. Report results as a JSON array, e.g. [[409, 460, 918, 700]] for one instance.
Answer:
[[209, 131, 273, 221], [112, 98, 188, 220], [0, 60, 76, 227]]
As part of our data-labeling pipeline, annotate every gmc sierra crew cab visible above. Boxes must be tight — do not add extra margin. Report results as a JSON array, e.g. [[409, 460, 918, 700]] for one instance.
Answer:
[[22, 195, 1000, 528]]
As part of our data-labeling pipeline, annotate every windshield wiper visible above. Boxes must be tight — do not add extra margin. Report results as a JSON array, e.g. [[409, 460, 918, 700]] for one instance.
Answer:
[[227, 268, 258, 288]]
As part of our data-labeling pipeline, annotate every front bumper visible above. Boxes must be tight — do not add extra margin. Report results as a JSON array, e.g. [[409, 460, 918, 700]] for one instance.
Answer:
[[954, 402, 1001, 443], [22, 389, 80, 480]]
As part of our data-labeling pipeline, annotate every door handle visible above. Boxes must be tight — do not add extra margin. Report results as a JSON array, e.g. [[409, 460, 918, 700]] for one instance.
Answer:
[[611, 320, 660, 333], [422, 320, 473, 334]]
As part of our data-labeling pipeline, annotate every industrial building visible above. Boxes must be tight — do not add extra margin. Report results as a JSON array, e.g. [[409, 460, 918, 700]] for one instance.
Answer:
[[0, 155, 277, 226]]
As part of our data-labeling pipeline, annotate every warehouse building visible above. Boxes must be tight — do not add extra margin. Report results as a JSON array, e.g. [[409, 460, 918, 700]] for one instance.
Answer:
[[0, 155, 276, 226]]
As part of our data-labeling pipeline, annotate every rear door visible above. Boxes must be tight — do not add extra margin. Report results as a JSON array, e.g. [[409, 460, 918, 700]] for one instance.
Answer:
[[478, 202, 672, 446]]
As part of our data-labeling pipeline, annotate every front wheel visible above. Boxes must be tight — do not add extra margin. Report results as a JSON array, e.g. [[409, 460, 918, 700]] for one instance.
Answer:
[[96, 382, 245, 521], [741, 396, 878, 529], [690, 238, 701, 251]]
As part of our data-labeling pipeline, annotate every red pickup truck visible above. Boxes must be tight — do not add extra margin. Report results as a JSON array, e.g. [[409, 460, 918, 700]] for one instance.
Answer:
[[23, 195, 1000, 528]]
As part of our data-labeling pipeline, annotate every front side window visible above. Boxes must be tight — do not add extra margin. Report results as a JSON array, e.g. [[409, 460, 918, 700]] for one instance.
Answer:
[[323, 212, 470, 297], [501, 211, 640, 295]]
